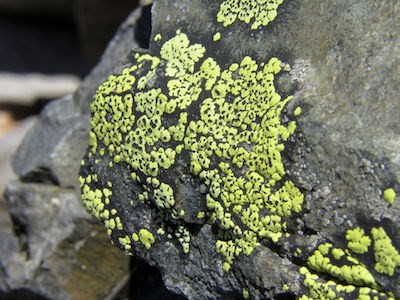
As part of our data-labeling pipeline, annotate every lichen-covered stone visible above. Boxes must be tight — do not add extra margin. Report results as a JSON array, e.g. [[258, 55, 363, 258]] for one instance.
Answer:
[[80, 25, 305, 268], [80, 0, 400, 299]]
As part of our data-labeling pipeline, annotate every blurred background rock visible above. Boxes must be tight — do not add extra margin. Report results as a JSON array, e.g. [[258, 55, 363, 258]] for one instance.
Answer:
[[0, 0, 142, 193], [0, 0, 181, 299]]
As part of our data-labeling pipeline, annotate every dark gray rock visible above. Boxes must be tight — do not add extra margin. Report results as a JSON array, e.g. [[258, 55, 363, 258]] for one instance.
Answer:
[[2, 182, 87, 299], [0, 116, 36, 198], [80, 1, 400, 299], [12, 95, 87, 188], [1, 181, 132, 299]]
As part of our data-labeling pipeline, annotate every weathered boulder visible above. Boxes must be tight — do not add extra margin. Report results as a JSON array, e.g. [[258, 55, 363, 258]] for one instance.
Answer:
[[1, 185, 132, 299], [80, 1, 400, 299]]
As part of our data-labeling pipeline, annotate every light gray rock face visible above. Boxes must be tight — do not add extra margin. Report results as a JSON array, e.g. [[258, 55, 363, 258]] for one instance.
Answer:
[[79, 1, 399, 299]]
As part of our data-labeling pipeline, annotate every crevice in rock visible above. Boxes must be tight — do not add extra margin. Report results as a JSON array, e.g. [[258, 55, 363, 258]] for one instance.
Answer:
[[8, 214, 30, 258]]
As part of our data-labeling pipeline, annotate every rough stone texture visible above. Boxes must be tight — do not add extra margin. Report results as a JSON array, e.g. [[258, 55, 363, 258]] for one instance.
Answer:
[[0, 117, 36, 196], [1, 183, 131, 299], [12, 95, 87, 188], [80, 1, 400, 299], [2, 182, 89, 299]]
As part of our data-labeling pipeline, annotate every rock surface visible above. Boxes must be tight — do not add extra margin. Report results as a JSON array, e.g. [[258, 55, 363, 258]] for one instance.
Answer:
[[79, 1, 400, 299], [0, 116, 36, 195]]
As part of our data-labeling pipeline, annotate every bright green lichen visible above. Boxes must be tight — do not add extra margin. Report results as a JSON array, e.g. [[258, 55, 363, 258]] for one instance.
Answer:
[[213, 32, 221, 41], [80, 29, 303, 268], [78, 2, 400, 298], [300, 226, 399, 299], [383, 188, 396, 205], [299, 266, 394, 300], [307, 243, 376, 288], [346, 227, 371, 254], [154, 33, 162, 42], [175, 225, 191, 254], [371, 227, 400, 276], [154, 182, 175, 209], [161, 29, 205, 78], [294, 106, 302, 116], [118, 235, 132, 251], [138, 228, 155, 249], [242, 288, 250, 299], [217, 0, 284, 29], [294, 247, 302, 257], [80, 174, 114, 234]]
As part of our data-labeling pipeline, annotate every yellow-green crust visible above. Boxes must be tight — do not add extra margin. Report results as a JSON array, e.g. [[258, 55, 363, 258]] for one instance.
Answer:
[[371, 227, 400, 276], [79, 30, 303, 267], [383, 188, 396, 205], [346, 227, 371, 254], [217, 0, 284, 30], [300, 226, 399, 299]]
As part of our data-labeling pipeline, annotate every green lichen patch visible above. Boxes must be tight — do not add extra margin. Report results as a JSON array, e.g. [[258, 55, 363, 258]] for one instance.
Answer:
[[299, 266, 393, 300], [307, 243, 376, 288], [138, 228, 155, 249], [300, 226, 400, 299], [80, 29, 302, 271], [242, 288, 250, 299], [217, 0, 284, 30], [346, 227, 371, 254], [213, 32, 221, 41], [383, 188, 396, 205], [371, 227, 400, 276]]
